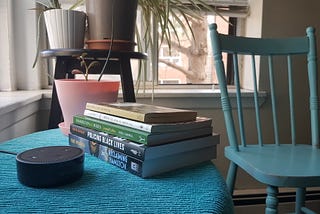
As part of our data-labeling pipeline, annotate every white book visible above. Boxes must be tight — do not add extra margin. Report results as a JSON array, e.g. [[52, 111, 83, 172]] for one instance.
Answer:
[[84, 109, 212, 133]]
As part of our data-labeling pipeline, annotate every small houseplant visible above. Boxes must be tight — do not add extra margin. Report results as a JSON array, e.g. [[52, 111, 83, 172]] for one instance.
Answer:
[[33, 0, 86, 67], [54, 54, 120, 135], [35, 0, 86, 49]]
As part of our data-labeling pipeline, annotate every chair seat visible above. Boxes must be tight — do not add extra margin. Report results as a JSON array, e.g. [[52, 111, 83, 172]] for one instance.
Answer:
[[225, 144, 320, 187]]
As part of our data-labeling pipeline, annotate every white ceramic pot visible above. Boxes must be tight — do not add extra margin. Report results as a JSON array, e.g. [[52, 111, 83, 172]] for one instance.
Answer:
[[44, 9, 86, 49]]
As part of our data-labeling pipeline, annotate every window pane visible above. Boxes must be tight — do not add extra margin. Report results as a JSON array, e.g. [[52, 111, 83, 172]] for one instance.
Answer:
[[158, 15, 230, 85]]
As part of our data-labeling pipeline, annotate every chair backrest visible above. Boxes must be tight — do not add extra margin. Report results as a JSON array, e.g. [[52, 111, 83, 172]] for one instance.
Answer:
[[209, 23, 319, 150]]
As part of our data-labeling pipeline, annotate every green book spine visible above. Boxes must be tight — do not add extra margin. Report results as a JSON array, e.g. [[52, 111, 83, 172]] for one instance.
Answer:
[[73, 115, 149, 144]]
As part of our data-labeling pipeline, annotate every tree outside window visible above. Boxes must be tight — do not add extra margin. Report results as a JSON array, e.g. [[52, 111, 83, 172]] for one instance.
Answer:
[[132, 14, 232, 86]]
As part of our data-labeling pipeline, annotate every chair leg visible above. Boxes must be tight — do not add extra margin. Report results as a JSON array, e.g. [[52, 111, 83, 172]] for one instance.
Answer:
[[295, 187, 306, 214], [265, 185, 279, 214], [226, 162, 238, 194]]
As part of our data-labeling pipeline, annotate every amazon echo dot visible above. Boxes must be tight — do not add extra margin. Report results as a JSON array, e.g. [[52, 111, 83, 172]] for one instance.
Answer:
[[16, 146, 84, 188]]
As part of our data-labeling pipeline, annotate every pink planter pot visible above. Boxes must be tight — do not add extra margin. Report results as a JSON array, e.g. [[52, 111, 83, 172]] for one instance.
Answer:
[[55, 79, 120, 135]]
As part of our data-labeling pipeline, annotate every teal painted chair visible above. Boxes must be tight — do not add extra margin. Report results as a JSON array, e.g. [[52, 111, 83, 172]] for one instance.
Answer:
[[209, 23, 320, 213]]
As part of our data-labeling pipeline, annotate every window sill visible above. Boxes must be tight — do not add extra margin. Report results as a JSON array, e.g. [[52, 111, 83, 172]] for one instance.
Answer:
[[0, 90, 51, 141], [0, 88, 267, 116], [0, 90, 47, 116], [133, 88, 267, 109]]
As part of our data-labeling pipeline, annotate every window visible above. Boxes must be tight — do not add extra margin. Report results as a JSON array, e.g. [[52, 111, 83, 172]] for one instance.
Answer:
[[131, 2, 249, 88], [159, 47, 182, 66], [156, 15, 232, 85]]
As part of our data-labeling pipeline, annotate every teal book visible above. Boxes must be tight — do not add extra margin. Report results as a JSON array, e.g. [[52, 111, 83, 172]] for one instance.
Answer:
[[73, 115, 212, 146], [70, 123, 219, 161], [69, 133, 217, 178]]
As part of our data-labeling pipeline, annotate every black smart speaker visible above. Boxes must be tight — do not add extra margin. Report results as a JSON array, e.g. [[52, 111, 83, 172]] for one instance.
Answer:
[[16, 146, 84, 188]]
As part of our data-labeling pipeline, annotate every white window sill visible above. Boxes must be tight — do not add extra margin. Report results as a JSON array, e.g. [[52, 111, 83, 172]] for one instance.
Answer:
[[0, 90, 47, 116], [0, 88, 267, 117], [133, 87, 267, 109], [0, 90, 51, 141]]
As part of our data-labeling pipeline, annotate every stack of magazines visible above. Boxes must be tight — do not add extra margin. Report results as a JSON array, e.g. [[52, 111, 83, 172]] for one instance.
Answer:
[[68, 102, 219, 178]]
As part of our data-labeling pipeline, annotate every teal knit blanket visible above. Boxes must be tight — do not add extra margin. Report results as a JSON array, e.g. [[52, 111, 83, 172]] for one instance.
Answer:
[[0, 129, 233, 213]]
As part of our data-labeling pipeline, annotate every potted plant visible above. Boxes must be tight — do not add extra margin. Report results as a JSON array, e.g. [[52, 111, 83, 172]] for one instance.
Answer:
[[85, 0, 218, 51], [85, 0, 138, 51], [33, 0, 86, 68], [54, 54, 120, 135], [35, 0, 86, 49], [84, 0, 222, 91]]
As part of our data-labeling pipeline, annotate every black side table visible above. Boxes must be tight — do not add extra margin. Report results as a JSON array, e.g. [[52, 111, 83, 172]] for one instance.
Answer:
[[40, 49, 147, 129]]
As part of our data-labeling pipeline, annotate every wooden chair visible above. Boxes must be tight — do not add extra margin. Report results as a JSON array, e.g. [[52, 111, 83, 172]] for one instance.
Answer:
[[209, 23, 320, 213]]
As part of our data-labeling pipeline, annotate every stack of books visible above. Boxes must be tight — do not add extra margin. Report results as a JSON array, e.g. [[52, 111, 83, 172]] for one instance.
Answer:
[[68, 102, 219, 178]]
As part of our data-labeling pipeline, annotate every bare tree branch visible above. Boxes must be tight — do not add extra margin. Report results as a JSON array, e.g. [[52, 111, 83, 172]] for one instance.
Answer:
[[159, 59, 194, 77]]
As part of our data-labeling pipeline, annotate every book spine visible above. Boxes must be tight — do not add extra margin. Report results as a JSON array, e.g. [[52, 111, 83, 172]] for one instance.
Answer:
[[70, 123, 146, 161], [69, 133, 144, 178], [73, 115, 149, 144], [84, 109, 153, 133], [86, 103, 145, 122]]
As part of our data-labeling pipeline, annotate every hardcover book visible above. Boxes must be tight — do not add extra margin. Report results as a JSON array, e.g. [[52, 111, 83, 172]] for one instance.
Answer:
[[70, 123, 219, 161], [69, 133, 217, 178], [85, 102, 197, 123], [73, 115, 212, 146], [84, 109, 212, 133]]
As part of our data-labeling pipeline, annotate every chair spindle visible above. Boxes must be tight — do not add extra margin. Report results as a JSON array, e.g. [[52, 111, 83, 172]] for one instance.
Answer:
[[233, 54, 246, 147], [251, 55, 263, 146]]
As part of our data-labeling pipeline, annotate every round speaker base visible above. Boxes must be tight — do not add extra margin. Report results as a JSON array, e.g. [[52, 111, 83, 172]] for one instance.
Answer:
[[16, 146, 84, 188]]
